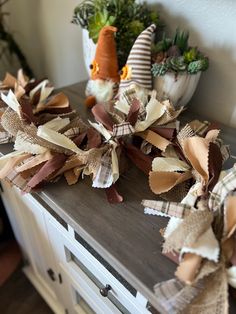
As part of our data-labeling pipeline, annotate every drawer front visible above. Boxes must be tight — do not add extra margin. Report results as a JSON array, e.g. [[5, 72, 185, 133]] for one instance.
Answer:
[[45, 211, 150, 314]]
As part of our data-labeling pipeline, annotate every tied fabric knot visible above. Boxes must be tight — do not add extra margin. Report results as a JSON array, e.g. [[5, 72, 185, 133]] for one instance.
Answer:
[[143, 164, 236, 313]]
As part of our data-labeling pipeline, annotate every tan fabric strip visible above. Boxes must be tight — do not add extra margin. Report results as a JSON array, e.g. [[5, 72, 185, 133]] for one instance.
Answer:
[[149, 171, 192, 195], [15, 151, 53, 173], [182, 136, 210, 184], [175, 253, 202, 284], [0, 154, 31, 179], [138, 130, 170, 151], [64, 168, 81, 185], [224, 195, 236, 239], [51, 155, 85, 178]]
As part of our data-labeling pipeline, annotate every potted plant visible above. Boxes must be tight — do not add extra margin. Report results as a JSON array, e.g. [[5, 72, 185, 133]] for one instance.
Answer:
[[151, 29, 209, 108], [72, 0, 161, 72]]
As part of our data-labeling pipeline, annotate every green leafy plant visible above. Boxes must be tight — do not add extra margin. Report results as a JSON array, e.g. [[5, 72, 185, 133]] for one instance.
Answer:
[[72, 0, 161, 68], [0, 0, 33, 77], [152, 29, 209, 76]]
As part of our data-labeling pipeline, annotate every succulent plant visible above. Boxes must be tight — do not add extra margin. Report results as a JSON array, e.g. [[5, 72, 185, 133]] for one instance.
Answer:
[[153, 35, 172, 54], [152, 28, 209, 76], [167, 56, 187, 72], [173, 29, 189, 54], [167, 45, 181, 57], [151, 62, 169, 76], [188, 58, 209, 74], [183, 47, 198, 63]]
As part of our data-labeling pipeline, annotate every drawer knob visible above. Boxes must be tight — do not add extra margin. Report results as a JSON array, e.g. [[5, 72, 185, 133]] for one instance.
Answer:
[[99, 284, 112, 297]]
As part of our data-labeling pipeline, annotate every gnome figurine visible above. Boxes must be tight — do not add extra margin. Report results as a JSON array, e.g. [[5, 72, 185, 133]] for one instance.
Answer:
[[119, 24, 156, 95], [85, 26, 120, 108]]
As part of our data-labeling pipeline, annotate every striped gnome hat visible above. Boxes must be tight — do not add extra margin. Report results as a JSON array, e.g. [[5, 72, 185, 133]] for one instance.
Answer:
[[119, 24, 156, 92]]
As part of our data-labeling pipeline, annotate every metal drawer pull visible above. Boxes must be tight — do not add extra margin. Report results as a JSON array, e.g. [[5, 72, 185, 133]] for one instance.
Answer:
[[47, 268, 56, 281], [99, 284, 112, 297]]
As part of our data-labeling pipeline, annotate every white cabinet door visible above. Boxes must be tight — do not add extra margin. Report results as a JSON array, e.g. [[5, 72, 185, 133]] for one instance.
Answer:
[[46, 214, 123, 314], [1, 181, 64, 313]]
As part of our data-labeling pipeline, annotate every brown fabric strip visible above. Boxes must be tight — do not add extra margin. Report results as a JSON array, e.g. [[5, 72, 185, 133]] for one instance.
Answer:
[[126, 98, 140, 126], [150, 127, 176, 140], [92, 104, 114, 131], [105, 184, 123, 203], [31, 89, 41, 107], [19, 97, 38, 124], [26, 153, 67, 189], [87, 128, 102, 149], [73, 131, 87, 147], [207, 142, 223, 192], [50, 155, 85, 178], [125, 143, 153, 175]]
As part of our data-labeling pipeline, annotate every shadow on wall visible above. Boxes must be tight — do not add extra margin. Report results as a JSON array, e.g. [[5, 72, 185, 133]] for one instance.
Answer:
[[150, 2, 236, 127], [3, 0, 87, 88]]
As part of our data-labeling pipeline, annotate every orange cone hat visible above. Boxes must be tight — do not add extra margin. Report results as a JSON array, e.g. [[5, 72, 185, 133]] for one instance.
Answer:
[[90, 26, 120, 83]]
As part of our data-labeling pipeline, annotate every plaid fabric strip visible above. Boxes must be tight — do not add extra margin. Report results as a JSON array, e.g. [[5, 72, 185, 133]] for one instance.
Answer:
[[0, 131, 13, 144], [209, 166, 236, 211], [64, 127, 80, 138], [140, 140, 152, 155], [142, 200, 192, 219], [154, 278, 203, 314], [123, 88, 137, 106], [214, 138, 230, 163], [177, 124, 195, 145], [5, 169, 29, 191], [113, 122, 134, 137], [138, 108, 146, 121], [193, 120, 210, 136], [92, 153, 113, 188]]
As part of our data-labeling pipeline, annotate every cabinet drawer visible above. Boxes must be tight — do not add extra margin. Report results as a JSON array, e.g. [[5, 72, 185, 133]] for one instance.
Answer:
[[46, 212, 150, 314]]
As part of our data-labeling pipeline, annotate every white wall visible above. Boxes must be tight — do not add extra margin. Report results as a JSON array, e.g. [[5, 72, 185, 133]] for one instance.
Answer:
[[5, 0, 87, 87], [2, 0, 236, 126], [148, 0, 236, 126]]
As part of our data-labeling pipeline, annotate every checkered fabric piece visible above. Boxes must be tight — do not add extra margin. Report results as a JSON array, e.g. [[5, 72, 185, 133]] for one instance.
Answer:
[[142, 200, 192, 219], [92, 153, 113, 188], [193, 120, 210, 136], [140, 140, 152, 155], [123, 88, 137, 106], [214, 137, 230, 163], [177, 124, 195, 145], [209, 165, 236, 212], [0, 130, 13, 144], [154, 278, 203, 314], [138, 108, 146, 121], [5, 169, 29, 191], [64, 127, 80, 138], [113, 122, 134, 137]]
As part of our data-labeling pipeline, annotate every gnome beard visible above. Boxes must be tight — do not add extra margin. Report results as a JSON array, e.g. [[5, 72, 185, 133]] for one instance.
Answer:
[[85, 79, 117, 106]]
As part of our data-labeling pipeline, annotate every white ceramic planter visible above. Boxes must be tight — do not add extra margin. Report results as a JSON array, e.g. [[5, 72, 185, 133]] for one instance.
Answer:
[[82, 29, 97, 76], [153, 71, 201, 108]]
